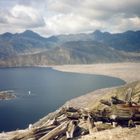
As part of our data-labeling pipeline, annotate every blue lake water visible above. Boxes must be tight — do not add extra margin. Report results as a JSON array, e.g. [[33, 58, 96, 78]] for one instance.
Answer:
[[0, 67, 125, 132]]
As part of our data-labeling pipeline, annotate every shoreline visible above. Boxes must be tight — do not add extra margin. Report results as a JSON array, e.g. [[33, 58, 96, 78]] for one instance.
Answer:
[[1, 62, 140, 83], [52, 62, 140, 83]]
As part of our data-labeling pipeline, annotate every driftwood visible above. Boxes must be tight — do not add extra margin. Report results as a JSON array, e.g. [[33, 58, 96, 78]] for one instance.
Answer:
[[66, 120, 78, 139], [33, 125, 57, 139], [39, 121, 69, 140], [66, 107, 78, 112], [4, 101, 140, 140], [57, 114, 68, 123], [100, 99, 111, 106], [67, 112, 80, 120], [7, 104, 137, 139], [87, 114, 98, 134], [11, 130, 35, 140]]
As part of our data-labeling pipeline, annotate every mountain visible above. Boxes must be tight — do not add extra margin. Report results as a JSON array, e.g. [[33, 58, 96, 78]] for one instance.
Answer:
[[19, 30, 44, 39], [0, 30, 55, 58], [0, 30, 140, 66], [91, 30, 140, 52], [2, 40, 140, 66], [47, 30, 140, 52]]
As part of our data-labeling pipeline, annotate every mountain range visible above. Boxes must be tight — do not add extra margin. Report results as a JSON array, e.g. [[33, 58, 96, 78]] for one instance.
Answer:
[[0, 30, 140, 66]]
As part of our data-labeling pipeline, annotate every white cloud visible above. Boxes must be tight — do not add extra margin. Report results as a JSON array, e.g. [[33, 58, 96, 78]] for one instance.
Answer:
[[9, 5, 45, 28], [45, 14, 89, 34], [0, 0, 140, 36], [0, 4, 45, 34], [42, 0, 140, 35]]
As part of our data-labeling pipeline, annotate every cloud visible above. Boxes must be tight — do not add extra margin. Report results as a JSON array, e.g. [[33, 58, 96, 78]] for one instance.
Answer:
[[0, 0, 140, 36], [9, 5, 45, 28], [0, 11, 8, 24], [41, 0, 140, 35], [0, 3, 45, 34]]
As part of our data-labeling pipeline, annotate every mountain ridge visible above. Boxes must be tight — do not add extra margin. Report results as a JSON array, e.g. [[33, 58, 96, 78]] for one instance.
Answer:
[[0, 30, 140, 66]]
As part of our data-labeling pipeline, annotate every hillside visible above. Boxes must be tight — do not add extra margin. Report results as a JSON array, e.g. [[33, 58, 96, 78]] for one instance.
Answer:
[[0, 30, 140, 66], [0, 30, 55, 58], [2, 41, 128, 66]]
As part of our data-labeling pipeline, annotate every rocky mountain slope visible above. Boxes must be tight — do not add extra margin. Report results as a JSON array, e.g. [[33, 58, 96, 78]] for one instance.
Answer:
[[0, 30, 140, 66]]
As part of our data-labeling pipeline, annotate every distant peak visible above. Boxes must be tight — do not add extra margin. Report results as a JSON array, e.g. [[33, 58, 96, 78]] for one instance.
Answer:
[[94, 29, 102, 34], [92, 30, 111, 36], [124, 30, 135, 34], [21, 30, 41, 38], [22, 30, 37, 34], [1, 32, 13, 37]]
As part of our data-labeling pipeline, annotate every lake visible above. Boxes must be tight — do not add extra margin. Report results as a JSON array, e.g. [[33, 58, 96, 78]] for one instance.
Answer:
[[0, 67, 125, 132]]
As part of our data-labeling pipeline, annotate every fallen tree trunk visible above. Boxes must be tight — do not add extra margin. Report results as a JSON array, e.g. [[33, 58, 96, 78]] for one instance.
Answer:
[[39, 121, 69, 140], [33, 125, 57, 139]]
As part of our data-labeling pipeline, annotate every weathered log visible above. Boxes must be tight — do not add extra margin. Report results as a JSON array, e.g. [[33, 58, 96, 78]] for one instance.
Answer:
[[57, 114, 68, 123], [87, 114, 98, 134], [125, 88, 132, 102], [66, 120, 78, 139], [11, 129, 35, 140], [33, 125, 56, 139], [111, 96, 125, 104], [39, 121, 69, 140], [50, 117, 59, 125], [100, 99, 111, 106], [67, 112, 80, 120], [66, 107, 78, 112]]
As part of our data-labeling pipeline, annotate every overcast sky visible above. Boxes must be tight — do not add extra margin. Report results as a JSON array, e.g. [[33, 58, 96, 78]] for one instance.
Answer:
[[0, 0, 140, 36]]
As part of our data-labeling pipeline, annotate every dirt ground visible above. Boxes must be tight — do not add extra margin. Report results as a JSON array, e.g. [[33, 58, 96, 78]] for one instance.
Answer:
[[76, 126, 140, 140]]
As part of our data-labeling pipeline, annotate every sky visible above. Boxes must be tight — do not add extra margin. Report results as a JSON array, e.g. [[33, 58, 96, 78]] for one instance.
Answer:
[[0, 0, 140, 36]]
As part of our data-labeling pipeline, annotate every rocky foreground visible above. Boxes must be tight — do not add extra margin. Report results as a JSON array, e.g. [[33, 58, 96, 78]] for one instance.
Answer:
[[0, 81, 140, 140]]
